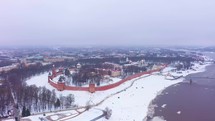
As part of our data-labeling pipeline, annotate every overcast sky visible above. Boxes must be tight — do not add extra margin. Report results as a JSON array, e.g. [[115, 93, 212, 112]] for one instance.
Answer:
[[0, 0, 215, 47]]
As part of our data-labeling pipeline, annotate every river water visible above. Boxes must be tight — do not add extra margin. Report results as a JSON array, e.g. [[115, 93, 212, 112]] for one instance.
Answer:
[[150, 52, 215, 121]]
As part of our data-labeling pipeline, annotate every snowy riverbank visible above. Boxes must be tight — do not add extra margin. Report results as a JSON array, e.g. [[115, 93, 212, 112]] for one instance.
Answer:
[[145, 62, 211, 121], [5, 62, 211, 121], [74, 63, 210, 121]]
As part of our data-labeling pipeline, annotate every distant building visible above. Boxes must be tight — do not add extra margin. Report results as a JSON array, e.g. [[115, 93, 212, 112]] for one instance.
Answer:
[[0, 64, 18, 72], [77, 63, 82, 69], [110, 70, 121, 77], [44, 57, 64, 63]]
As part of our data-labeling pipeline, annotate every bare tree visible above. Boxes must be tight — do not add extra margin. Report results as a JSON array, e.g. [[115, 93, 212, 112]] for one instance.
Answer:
[[65, 94, 75, 108]]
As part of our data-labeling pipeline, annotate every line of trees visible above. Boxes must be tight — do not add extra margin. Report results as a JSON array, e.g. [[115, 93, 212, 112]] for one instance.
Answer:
[[0, 83, 75, 118], [0, 82, 12, 117]]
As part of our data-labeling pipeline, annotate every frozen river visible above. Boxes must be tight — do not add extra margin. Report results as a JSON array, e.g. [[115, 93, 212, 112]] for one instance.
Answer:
[[151, 53, 215, 121]]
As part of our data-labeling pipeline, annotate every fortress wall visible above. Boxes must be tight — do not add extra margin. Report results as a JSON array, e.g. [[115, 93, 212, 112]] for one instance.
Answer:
[[48, 65, 166, 92]]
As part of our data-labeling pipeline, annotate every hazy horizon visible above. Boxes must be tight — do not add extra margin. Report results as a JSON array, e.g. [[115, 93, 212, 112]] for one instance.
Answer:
[[0, 0, 215, 47]]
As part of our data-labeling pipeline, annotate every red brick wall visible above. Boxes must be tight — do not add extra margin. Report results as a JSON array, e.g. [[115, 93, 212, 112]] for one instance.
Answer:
[[48, 65, 166, 92]]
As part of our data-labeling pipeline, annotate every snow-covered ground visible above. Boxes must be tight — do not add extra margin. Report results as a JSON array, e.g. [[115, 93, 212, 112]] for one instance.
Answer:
[[99, 77, 122, 86], [162, 62, 209, 77], [19, 62, 211, 121], [26, 72, 54, 89]]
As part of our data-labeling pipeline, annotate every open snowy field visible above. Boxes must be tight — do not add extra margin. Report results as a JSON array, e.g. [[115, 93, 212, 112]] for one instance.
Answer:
[[12, 62, 210, 121]]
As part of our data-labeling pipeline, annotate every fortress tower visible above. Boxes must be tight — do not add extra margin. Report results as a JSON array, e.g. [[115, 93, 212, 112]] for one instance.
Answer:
[[52, 65, 57, 77]]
